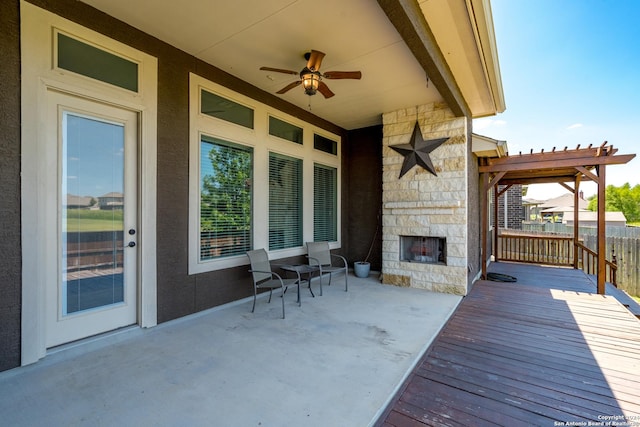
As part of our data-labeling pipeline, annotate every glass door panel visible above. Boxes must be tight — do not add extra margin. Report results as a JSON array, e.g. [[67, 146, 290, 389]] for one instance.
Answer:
[[62, 113, 125, 315]]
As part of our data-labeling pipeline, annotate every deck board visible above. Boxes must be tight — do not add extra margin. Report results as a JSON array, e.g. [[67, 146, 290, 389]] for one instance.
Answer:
[[375, 263, 640, 426]]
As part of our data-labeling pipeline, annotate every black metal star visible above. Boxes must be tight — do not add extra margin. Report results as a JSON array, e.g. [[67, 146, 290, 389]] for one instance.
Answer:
[[390, 122, 449, 178]]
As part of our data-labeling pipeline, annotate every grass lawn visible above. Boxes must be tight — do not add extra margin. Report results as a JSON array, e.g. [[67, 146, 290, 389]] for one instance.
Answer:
[[66, 219, 123, 232], [65, 209, 123, 232]]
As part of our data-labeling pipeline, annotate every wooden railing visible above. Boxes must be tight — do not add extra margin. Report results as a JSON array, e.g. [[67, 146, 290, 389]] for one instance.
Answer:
[[497, 233, 574, 266], [497, 232, 618, 287], [575, 242, 618, 287]]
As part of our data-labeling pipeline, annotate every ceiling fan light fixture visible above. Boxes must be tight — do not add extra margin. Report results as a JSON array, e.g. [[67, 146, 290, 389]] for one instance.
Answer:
[[301, 70, 321, 95]]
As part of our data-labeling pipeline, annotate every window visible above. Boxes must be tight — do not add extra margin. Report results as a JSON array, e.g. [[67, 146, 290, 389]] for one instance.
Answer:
[[268, 153, 303, 250], [269, 116, 303, 144], [314, 164, 337, 242], [190, 75, 341, 272], [57, 33, 139, 92], [201, 90, 254, 129], [200, 136, 253, 260], [314, 134, 337, 155]]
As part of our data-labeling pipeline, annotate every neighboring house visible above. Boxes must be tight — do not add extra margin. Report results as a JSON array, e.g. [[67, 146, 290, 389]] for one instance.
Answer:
[[1, 0, 505, 369], [562, 211, 627, 228], [525, 192, 589, 222], [65, 194, 94, 209], [523, 192, 626, 227], [522, 197, 545, 221], [471, 134, 522, 229], [496, 185, 524, 229], [98, 192, 124, 210]]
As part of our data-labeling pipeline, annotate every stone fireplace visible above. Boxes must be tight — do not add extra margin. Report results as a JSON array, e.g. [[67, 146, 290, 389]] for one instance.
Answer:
[[381, 103, 469, 295]]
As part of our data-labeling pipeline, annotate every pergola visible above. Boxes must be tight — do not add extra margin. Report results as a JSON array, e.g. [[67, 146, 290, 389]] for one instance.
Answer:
[[479, 141, 635, 294]]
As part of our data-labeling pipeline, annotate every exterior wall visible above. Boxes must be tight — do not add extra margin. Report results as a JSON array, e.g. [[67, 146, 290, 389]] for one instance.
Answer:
[[346, 126, 383, 271], [466, 121, 481, 289], [1, 0, 355, 371], [497, 184, 524, 229], [381, 104, 469, 295], [0, 0, 22, 372]]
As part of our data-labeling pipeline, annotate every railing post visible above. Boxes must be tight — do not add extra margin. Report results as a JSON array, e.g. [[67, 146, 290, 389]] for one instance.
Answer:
[[611, 246, 617, 286]]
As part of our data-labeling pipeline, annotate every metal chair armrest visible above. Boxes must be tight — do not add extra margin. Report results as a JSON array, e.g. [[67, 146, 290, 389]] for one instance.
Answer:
[[330, 253, 348, 267]]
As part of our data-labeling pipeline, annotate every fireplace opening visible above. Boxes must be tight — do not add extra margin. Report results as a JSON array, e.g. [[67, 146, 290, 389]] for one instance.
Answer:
[[400, 236, 446, 265]]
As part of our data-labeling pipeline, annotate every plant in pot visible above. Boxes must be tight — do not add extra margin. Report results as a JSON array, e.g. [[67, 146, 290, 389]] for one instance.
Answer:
[[354, 215, 380, 278]]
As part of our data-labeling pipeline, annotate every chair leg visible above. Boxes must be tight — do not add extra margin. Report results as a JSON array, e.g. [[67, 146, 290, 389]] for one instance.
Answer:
[[344, 270, 348, 292], [252, 288, 257, 313], [281, 286, 286, 319], [268, 289, 273, 303]]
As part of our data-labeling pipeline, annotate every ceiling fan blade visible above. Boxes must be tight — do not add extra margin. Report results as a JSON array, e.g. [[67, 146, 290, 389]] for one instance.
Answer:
[[323, 71, 362, 80], [276, 80, 302, 94], [306, 50, 325, 71], [260, 66, 298, 75], [317, 81, 335, 98]]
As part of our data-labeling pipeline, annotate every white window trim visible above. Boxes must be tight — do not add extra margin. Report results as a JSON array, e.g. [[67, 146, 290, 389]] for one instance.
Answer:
[[20, 1, 158, 365], [189, 74, 341, 274]]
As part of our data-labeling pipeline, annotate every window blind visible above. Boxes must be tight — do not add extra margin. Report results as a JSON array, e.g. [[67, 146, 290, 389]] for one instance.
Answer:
[[200, 136, 252, 260], [269, 153, 303, 250], [313, 164, 337, 242]]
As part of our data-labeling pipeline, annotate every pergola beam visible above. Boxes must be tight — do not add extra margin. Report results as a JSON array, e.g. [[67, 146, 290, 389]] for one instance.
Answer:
[[479, 153, 635, 173]]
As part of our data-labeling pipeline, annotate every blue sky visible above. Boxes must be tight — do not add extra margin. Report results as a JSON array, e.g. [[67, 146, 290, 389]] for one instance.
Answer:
[[474, 0, 640, 200]]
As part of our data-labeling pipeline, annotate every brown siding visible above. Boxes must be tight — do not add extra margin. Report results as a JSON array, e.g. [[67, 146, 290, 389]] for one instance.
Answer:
[[0, 0, 22, 372], [346, 126, 383, 271], [466, 118, 480, 289]]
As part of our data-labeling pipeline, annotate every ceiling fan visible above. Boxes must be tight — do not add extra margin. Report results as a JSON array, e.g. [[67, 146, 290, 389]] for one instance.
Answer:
[[260, 50, 362, 98]]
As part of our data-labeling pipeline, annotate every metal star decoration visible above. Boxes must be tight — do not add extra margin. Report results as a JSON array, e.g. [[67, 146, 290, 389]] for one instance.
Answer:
[[390, 122, 449, 178]]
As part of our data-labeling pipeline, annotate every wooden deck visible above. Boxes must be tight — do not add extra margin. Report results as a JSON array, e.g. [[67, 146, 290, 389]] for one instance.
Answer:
[[376, 263, 640, 426]]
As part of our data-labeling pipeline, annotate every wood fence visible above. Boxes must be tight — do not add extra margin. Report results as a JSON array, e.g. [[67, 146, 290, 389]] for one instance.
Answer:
[[582, 234, 640, 298]]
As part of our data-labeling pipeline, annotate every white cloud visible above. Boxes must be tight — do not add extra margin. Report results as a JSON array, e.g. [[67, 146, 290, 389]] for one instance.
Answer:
[[566, 123, 583, 130]]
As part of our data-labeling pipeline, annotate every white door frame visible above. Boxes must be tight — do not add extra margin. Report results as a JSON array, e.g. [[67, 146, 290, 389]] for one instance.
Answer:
[[20, 1, 157, 365], [46, 92, 139, 348]]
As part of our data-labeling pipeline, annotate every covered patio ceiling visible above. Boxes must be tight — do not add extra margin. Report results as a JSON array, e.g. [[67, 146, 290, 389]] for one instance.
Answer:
[[79, 0, 505, 130], [479, 141, 636, 293]]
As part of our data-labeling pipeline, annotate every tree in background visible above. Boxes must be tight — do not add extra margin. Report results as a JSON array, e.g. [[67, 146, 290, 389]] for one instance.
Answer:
[[587, 183, 640, 223]]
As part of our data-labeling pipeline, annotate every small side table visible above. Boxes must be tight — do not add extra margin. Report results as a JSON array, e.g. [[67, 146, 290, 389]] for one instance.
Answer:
[[279, 264, 321, 297]]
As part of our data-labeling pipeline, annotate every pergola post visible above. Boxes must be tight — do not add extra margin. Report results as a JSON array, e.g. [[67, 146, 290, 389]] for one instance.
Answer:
[[596, 164, 606, 294], [573, 175, 581, 269], [481, 172, 489, 279]]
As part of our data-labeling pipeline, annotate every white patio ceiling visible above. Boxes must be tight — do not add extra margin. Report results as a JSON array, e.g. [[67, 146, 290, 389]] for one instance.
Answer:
[[80, 0, 502, 130]]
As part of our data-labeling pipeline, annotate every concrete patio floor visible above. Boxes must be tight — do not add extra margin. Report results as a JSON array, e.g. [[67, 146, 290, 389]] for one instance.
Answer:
[[0, 273, 461, 427]]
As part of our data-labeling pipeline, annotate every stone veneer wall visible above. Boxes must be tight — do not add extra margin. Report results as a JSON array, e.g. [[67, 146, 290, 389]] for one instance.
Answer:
[[381, 103, 469, 295]]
